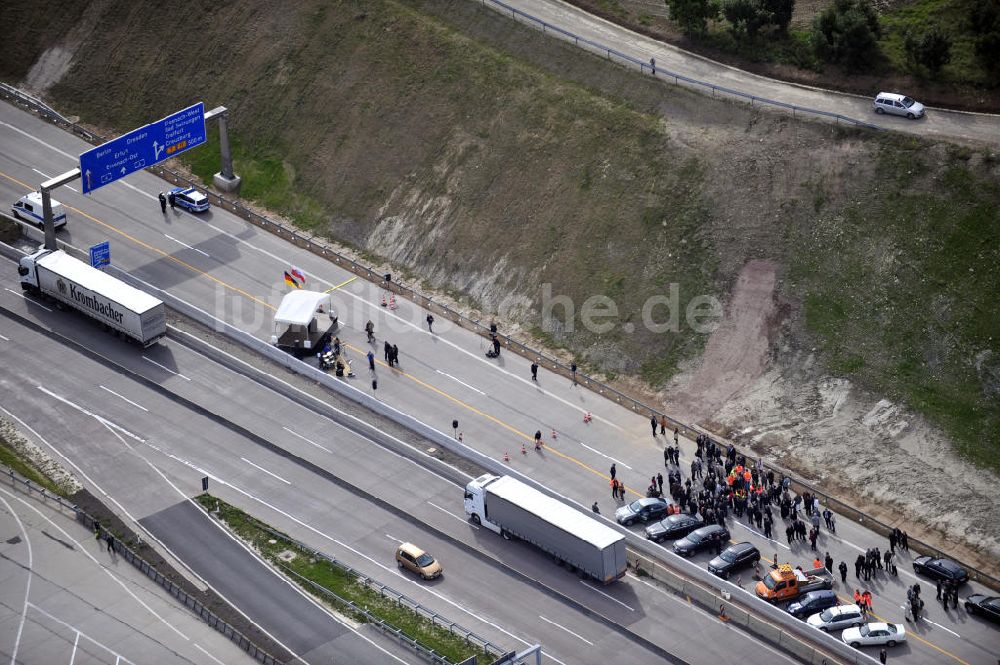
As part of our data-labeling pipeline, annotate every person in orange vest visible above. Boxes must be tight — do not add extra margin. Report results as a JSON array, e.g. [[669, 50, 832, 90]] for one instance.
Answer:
[[862, 590, 873, 613], [813, 557, 823, 570], [743, 470, 752, 484]]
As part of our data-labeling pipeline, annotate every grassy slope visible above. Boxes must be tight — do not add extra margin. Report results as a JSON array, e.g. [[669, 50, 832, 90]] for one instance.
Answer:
[[4, 0, 997, 470]]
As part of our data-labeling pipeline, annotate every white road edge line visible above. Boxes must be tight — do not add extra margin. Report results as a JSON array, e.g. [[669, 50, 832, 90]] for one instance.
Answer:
[[5, 288, 53, 311], [37, 385, 145, 442], [142, 355, 191, 380], [26, 602, 137, 665], [922, 617, 960, 638], [0, 333, 10, 341], [240, 457, 291, 485], [426, 501, 479, 529], [99, 385, 149, 412], [282, 426, 331, 453], [385, 533, 403, 543], [193, 643, 228, 665], [578, 441, 632, 470], [580, 581, 634, 611], [435, 369, 486, 395], [0, 494, 33, 665], [538, 615, 593, 645]]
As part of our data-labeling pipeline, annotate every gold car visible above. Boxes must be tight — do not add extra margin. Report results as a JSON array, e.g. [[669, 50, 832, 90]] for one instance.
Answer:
[[395, 542, 442, 580]]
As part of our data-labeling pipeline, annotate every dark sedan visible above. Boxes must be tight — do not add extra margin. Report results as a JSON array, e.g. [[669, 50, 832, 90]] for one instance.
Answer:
[[673, 524, 730, 557], [615, 498, 669, 526], [912, 556, 968, 584], [645, 514, 702, 543], [708, 542, 760, 579], [965, 595, 1000, 624]]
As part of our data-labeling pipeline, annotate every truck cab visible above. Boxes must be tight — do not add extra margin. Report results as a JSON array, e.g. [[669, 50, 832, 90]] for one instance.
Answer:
[[17, 253, 39, 290], [12, 192, 67, 230], [464, 474, 501, 534]]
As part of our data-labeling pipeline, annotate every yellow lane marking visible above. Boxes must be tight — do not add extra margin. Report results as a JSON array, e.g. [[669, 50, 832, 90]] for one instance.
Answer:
[[325, 276, 356, 293], [2, 169, 971, 665]]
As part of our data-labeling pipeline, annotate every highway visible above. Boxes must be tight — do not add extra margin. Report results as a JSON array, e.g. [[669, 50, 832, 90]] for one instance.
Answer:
[[1, 101, 998, 665], [0, 290, 800, 665]]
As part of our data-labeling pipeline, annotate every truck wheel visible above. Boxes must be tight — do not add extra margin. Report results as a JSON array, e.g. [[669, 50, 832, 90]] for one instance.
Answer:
[[470, 514, 481, 525], [501, 529, 511, 540]]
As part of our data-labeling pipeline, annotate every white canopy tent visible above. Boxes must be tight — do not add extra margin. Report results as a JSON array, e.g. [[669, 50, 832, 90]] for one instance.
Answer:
[[273, 290, 331, 326]]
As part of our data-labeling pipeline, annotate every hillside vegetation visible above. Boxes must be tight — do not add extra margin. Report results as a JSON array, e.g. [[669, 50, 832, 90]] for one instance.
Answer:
[[2, 0, 998, 474]]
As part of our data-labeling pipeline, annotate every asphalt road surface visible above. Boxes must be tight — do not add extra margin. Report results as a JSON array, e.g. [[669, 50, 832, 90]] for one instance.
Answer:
[[0, 287, 800, 665], [0, 480, 255, 665], [498, 0, 1000, 146], [1, 102, 998, 665]]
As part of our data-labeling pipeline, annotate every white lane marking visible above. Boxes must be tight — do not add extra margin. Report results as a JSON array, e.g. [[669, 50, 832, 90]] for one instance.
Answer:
[[99, 418, 133, 450], [0, 333, 9, 341], [385, 533, 403, 543], [538, 615, 594, 645], [193, 643, 228, 665], [0, 494, 33, 665], [435, 369, 486, 395], [164, 234, 211, 257], [733, 521, 790, 550], [27, 603, 138, 664], [142, 355, 191, 380], [581, 581, 634, 611], [578, 441, 632, 470], [147, 461, 410, 665], [99, 385, 149, 412], [0, 486, 189, 642], [70, 630, 80, 665], [0, 120, 77, 160], [426, 501, 479, 529], [32, 168, 51, 178], [282, 426, 331, 453], [922, 617, 960, 638], [37, 386, 146, 442], [5, 288, 53, 311], [240, 457, 291, 485]]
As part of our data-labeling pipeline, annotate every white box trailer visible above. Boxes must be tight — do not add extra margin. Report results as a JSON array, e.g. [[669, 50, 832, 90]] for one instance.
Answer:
[[464, 474, 627, 584], [17, 249, 166, 347]]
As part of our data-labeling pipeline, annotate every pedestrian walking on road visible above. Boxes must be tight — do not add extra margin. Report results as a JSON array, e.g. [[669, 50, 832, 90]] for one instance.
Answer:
[[862, 590, 873, 614], [673, 428, 679, 446], [619, 480, 625, 500], [839, 560, 848, 584], [901, 530, 909, 551], [656, 472, 663, 495], [825, 552, 834, 574], [611, 478, 618, 500], [660, 415, 667, 435], [106, 533, 113, 553], [392, 344, 399, 367], [534, 430, 543, 450], [828, 513, 836, 533], [384, 341, 392, 364], [168, 191, 176, 208], [158, 191, 167, 213], [426, 314, 434, 332], [811, 511, 821, 532], [650, 415, 658, 436], [530, 361, 538, 381], [592, 501, 600, 514], [879, 648, 887, 664], [610, 463, 617, 481], [367, 350, 375, 372], [936, 579, 943, 600], [571, 362, 577, 385], [663, 446, 669, 468]]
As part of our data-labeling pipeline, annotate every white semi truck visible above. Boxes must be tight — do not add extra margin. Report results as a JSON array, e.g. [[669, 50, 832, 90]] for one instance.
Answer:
[[464, 474, 627, 584], [17, 248, 166, 347]]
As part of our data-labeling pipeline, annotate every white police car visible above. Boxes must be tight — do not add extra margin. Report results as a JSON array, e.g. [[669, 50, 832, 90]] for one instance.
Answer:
[[169, 187, 210, 212], [12, 192, 67, 230]]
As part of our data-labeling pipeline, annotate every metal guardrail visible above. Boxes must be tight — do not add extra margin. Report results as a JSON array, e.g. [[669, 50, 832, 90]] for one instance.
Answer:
[[247, 522, 508, 665], [477, 0, 884, 131], [0, 466, 283, 665]]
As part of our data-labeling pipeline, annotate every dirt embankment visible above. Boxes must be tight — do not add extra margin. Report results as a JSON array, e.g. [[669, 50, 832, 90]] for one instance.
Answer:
[[2, 0, 998, 568]]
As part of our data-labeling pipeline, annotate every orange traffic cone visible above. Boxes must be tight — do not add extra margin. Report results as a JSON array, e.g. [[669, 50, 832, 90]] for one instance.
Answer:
[[583, 411, 592, 423], [551, 429, 558, 440], [503, 451, 510, 463], [389, 294, 397, 310], [380, 293, 387, 307], [458, 432, 463, 442], [521, 443, 527, 455]]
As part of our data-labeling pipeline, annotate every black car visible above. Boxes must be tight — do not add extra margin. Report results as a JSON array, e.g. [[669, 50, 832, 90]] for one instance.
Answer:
[[708, 542, 760, 579], [615, 498, 669, 526], [965, 595, 1000, 624], [912, 556, 968, 584], [645, 514, 702, 543], [787, 590, 839, 619], [673, 524, 730, 557]]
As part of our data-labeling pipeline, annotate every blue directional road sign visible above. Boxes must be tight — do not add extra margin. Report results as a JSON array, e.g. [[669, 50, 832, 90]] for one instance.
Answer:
[[89, 241, 110, 269], [79, 102, 206, 194]]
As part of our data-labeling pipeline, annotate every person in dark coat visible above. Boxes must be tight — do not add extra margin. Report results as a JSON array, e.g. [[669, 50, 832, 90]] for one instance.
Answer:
[[384, 341, 392, 364], [158, 191, 167, 212], [392, 344, 399, 367], [839, 560, 848, 583]]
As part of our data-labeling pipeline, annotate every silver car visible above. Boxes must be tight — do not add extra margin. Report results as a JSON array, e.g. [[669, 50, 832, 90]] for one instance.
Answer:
[[873, 92, 925, 119]]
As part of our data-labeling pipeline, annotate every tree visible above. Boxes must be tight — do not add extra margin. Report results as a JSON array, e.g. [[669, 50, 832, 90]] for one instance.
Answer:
[[762, 0, 795, 33], [904, 28, 952, 75], [969, 1, 1000, 77], [811, 0, 882, 71], [668, 0, 719, 36], [722, 0, 767, 37]]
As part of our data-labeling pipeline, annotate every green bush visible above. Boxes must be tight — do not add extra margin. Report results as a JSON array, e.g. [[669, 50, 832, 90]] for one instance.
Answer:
[[812, 0, 882, 71], [763, 0, 794, 33], [722, 0, 767, 37], [668, 0, 719, 36], [904, 27, 952, 75], [969, 1, 1000, 78]]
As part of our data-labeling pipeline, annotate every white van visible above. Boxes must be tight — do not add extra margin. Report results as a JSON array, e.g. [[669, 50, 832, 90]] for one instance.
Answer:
[[12, 192, 67, 230]]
